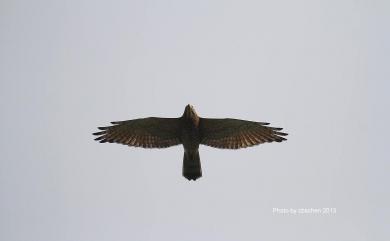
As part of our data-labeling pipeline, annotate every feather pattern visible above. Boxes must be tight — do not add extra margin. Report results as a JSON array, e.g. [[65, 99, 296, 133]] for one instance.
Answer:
[[199, 118, 287, 149], [93, 117, 182, 148]]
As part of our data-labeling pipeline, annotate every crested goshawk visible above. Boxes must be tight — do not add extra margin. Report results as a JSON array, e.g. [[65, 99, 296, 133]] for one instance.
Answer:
[[93, 105, 287, 180]]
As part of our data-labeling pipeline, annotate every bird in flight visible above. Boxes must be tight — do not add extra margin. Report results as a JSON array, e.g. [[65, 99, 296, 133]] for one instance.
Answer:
[[93, 105, 287, 181]]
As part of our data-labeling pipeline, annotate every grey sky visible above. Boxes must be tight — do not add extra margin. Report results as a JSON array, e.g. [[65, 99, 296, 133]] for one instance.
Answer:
[[1, 0, 389, 240]]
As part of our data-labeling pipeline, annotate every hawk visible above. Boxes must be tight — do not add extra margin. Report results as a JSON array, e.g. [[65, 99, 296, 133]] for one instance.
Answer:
[[93, 105, 287, 180]]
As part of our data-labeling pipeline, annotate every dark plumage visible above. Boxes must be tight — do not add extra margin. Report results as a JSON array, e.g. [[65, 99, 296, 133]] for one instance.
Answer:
[[93, 104, 288, 180]]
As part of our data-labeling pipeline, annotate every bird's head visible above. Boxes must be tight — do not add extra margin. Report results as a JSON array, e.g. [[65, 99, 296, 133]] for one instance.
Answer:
[[183, 104, 199, 125]]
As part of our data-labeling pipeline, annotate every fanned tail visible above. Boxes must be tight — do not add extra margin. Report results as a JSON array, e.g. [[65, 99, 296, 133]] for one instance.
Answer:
[[183, 150, 202, 181]]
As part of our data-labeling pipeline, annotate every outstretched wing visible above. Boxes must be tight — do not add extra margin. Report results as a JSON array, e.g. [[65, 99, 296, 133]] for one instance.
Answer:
[[93, 117, 181, 148], [199, 118, 287, 149]]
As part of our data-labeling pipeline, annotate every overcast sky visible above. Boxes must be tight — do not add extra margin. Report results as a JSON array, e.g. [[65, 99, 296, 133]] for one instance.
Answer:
[[1, 0, 389, 241]]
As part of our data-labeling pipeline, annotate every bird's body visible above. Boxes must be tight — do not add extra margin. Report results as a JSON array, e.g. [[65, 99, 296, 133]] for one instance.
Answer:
[[181, 105, 201, 151], [93, 105, 287, 180], [180, 105, 202, 180]]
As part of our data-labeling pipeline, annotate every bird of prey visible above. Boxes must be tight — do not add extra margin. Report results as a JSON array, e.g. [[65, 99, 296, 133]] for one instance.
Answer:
[[93, 104, 287, 181]]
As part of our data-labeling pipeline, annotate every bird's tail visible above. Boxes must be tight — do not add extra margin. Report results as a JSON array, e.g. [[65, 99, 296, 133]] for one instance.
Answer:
[[183, 150, 202, 181]]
